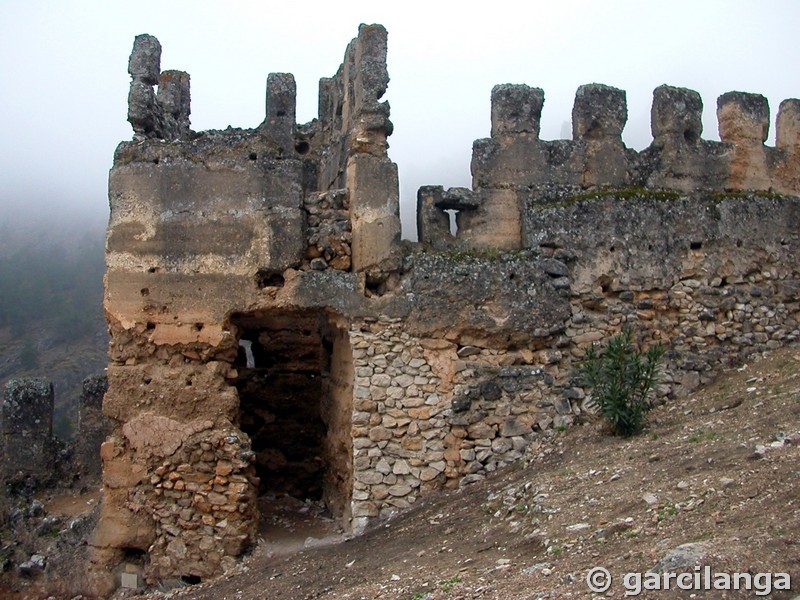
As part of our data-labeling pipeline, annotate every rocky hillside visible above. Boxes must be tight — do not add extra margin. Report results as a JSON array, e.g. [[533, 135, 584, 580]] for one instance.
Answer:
[[131, 346, 800, 600]]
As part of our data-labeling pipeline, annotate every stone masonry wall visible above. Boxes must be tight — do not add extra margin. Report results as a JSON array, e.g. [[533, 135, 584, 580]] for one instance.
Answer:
[[346, 205, 799, 513], [418, 83, 800, 252], [1, 379, 56, 494], [95, 22, 800, 598]]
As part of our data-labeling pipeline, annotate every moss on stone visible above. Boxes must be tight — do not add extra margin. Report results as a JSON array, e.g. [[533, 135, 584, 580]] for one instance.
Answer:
[[541, 187, 682, 208]]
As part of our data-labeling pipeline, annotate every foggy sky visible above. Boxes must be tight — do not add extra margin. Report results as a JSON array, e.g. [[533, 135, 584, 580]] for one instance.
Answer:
[[1, 1, 798, 239]]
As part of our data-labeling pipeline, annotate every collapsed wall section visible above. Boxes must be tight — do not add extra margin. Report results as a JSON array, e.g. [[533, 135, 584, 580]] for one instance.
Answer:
[[316, 24, 401, 280]]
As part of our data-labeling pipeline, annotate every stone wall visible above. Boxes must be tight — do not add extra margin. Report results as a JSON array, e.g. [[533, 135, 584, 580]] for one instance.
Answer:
[[0, 376, 109, 494], [95, 22, 800, 597], [344, 195, 800, 516], [418, 83, 800, 252], [1, 379, 56, 494]]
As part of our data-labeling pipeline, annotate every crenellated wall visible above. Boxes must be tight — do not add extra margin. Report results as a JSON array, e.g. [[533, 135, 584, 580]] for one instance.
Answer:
[[95, 23, 800, 597], [418, 83, 800, 251], [1, 376, 109, 494]]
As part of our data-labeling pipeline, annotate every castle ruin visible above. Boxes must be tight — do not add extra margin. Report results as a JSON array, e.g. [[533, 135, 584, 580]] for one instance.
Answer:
[[91, 24, 800, 594]]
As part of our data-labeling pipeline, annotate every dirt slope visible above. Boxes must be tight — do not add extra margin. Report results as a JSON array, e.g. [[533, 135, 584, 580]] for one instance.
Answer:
[[130, 347, 800, 599]]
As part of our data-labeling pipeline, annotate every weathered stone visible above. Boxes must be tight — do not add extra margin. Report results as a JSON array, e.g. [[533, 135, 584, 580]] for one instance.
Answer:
[[2, 378, 56, 491], [263, 72, 296, 152], [480, 381, 502, 401], [128, 34, 161, 85], [75, 374, 112, 480], [717, 92, 770, 143], [500, 416, 530, 437], [387, 484, 412, 497], [776, 99, 800, 149], [491, 84, 544, 137], [572, 84, 627, 140], [467, 423, 496, 440], [95, 22, 800, 597], [651, 84, 703, 140]]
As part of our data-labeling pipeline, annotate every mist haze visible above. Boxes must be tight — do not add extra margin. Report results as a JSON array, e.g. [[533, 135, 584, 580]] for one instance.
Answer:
[[2, 0, 798, 238]]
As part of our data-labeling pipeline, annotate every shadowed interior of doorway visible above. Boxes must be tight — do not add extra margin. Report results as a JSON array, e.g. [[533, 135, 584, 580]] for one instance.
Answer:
[[230, 309, 354, 547]]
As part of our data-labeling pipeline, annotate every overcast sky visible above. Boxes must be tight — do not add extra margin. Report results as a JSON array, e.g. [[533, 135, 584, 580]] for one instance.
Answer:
[[1, 1, 798, 237]]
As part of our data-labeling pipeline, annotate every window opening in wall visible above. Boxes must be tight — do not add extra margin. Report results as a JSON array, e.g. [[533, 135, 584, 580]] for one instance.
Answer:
[[444, 209, 459, 236], [230, 309, 354, 550]]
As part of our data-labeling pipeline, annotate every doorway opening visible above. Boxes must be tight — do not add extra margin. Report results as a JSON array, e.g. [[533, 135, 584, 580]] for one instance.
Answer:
[[230, 309, 354, 546]]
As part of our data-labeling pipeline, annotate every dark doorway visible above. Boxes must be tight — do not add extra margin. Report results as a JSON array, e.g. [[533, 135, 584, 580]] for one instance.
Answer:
[[230, 309, 353, 533]]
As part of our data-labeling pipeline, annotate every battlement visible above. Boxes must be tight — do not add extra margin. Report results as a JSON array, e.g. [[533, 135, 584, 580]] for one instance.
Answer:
[[95, 24, 800, 597], [108, 25, 401, 353], [419, 82, 800, 250]]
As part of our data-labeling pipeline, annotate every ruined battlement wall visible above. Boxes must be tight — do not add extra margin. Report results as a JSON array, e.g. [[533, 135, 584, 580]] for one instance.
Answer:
[[0, 376, 109, 495], [418, 83, 800, 251], [95, 23, 800, 597], [106, 25, 401, 355], [316, 24, 392, 189]]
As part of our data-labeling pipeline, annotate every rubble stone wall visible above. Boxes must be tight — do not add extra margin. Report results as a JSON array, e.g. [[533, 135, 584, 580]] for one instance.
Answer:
[[1, 379, 56, 493], [347, 192, 799, 516], [95, 22, 800, 597]]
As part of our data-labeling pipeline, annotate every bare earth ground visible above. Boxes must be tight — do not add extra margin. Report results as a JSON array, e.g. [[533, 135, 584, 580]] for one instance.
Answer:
[[112, 346, 800, 600], [9, 347, 796, 599]]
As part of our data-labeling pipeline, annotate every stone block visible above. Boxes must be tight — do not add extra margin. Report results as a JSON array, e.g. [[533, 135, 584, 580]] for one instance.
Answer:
[[104, 364, 238, 423], [491, 84, 544, 137], [128, 34, 161, 85], [776, 99, 800, 149], [127, 81, 159, 135], [572, 84, 627, 140], [76, 374, 111, 480], [458, 188, 521, 250], [717, 91, 770, 143], [121, 572, 140, 589], [158, 70, 191, 139], [347, 154, 400, 217], [264, 73, 296, 151], [264, 207, 305, 271], [651, 85, 703, 142], [347, 154, 401, 272], [416, 186, 450, 247], [352, 24, 389, 108], [104, 269, 249, 339]]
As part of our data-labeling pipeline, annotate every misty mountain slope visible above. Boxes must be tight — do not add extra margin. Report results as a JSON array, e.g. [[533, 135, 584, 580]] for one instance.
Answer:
[[0, 209, 108, 439]]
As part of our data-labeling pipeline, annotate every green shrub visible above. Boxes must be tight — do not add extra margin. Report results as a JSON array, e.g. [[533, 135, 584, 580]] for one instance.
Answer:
[[582, 328, 665, 437]]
